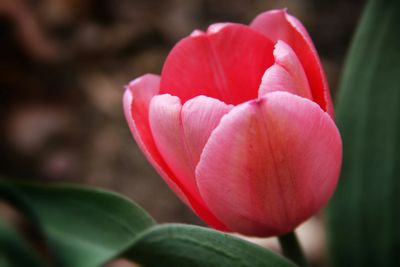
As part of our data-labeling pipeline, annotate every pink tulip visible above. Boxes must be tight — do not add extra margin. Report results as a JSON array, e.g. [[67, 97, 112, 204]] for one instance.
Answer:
[[123, 9, 342, 237]]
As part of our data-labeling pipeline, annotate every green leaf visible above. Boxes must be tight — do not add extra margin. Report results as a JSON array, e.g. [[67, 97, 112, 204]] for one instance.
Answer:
[[0, 182, 155, 267], [0, 217, 45, 267], [123, 224, 296, 267], [328, 0, 400, 266]]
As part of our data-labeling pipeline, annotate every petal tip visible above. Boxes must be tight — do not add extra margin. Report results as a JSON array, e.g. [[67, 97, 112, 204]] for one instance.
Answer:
[[128, 73, 159, 88], [207, 23, 232, 34], [252, 9, 286, 22], [190, 29, 205, 37], [273, 40, 291, 59]]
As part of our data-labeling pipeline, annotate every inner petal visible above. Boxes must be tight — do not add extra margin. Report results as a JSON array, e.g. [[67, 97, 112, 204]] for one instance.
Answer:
[[250, 10, 333, 115], [149, 94, 232, 196], [160, 23, 275, 105], [258, 40, 312, 99]]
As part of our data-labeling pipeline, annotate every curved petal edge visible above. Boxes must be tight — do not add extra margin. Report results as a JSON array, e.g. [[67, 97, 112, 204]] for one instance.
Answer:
[[196, 91, 342, 236], [250, 9, 334, 117], [124, 74, 228, 231]]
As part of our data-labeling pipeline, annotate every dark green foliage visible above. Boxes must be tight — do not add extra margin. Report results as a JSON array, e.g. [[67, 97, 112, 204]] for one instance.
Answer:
[[0, 217, 45, 267], [124, 224, 296, 267], [328, 0, 400, 266], [0, 182, 155, 267], [0, 182, 295, 267]]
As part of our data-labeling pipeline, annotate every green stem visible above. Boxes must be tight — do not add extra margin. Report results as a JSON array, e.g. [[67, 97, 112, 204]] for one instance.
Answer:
[[278, 231, 309, 267]]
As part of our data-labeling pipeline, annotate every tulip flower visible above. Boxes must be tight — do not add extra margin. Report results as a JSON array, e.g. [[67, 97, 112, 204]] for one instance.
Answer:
[[123, 9, 342, 237]]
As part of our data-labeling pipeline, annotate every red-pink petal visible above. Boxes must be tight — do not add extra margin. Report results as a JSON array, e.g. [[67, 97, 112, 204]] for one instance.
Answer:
[[160, 23, 275, 105], [149, 94, 232, 190], [181, 96, 233, 167], [259, 65, 296, 96], [124, 75, 227, 230], [196, 92, 342, 237], [259, 40, 312, 99], [123, 75, 187, 202], [250, 10, 334, 117], [149, 94, 196, 193]]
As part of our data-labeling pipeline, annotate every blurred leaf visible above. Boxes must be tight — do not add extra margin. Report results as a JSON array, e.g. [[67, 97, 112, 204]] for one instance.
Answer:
[[328, 0, 400, 266], [123, 224, 296, 267], [0, 217, 45, 267], [0, 182, 155, 267]]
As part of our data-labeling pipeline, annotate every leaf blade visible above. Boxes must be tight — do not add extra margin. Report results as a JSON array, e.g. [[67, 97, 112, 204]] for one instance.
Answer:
[[124, 224, 297, 267], [0, 182, 155, 267], [328, 0, 400, 266]]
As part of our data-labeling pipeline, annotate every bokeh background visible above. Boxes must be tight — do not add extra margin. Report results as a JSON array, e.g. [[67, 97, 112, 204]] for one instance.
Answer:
[[0, 0, 365, 265]]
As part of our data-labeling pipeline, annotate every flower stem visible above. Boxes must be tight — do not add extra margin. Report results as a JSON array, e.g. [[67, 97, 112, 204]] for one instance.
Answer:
[[278, 231, 309, 267]]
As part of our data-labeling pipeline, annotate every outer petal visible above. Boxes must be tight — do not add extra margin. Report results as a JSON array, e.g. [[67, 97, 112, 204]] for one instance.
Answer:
[[196, 92, 342, 237], [259, 40, 312, 99], [124, 75, 187, 202], [148, 93, 231, 229], [123, 75, 227, 230], [250, 10, 334, 117], [160, 23, 275, 105]]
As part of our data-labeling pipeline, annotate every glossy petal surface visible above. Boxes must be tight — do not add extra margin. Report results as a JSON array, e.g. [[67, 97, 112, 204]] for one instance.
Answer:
[[196, 92, 342, 236], [124, 75, 227, 230], [259, 41, 312, 99], [149, 94, 232, 192], [251, 10, 334, 116], [160, 23, 275, 105]]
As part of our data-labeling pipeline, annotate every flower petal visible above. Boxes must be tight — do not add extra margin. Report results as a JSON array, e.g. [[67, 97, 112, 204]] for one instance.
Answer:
[[123, 74, 187, 202], [149, 94, 232, 191], [149, 95, 193, 191], [259, 40, 312, 99], [124, 75, 227, 230], [196, 92, 342, 236], [250, 10, 334, 117], [181, 96, 234, 168], [149, 94, 231, 229], [160, 23, 274, 105], [259, 65, 296, 96]]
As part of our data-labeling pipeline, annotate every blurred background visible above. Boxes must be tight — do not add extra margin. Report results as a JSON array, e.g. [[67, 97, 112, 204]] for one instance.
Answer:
[[0, 0, 364, 265]]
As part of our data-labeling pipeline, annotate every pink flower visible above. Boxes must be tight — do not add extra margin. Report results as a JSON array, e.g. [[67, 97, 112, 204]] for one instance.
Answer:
[[123, 9, 342, 237]]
